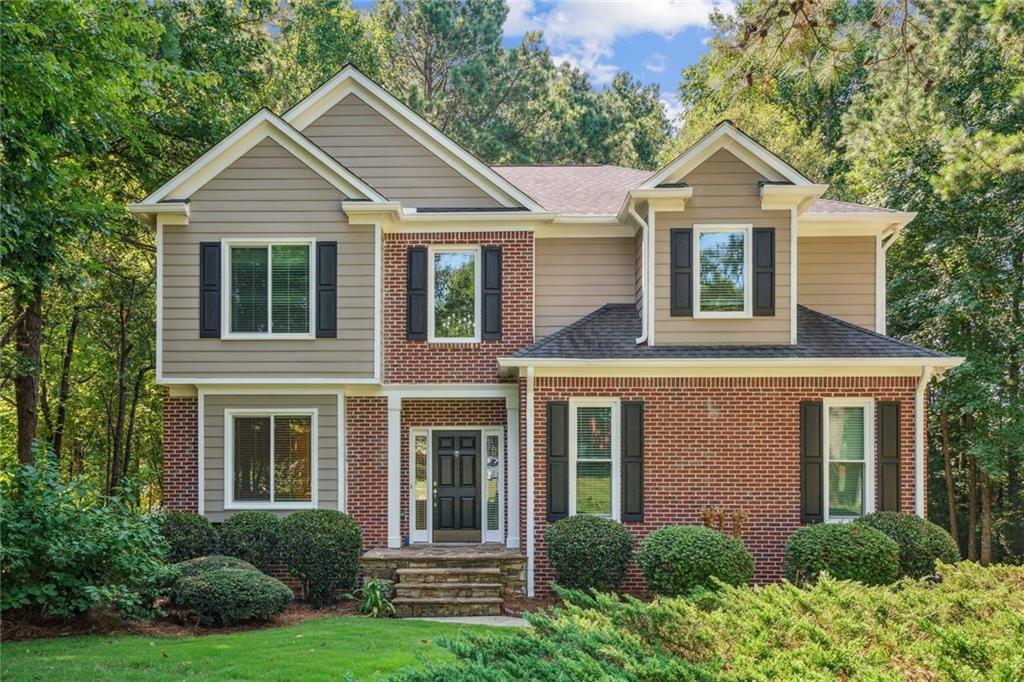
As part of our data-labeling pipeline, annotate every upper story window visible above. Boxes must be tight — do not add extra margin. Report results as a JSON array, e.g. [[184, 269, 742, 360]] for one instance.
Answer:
[[824, 399, 875, 521], [226, 410, 317, 509], [429, 246, 480, 342], [226, 240, 314, 338], [570, 399, 620, 519], [694, 225, 751, 317]]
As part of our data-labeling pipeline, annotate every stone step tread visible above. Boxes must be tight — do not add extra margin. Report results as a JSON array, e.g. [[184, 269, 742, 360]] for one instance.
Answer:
[[393, 597, 504, 605], [396, 567, 502, 576], [396, 582, 502, 589]]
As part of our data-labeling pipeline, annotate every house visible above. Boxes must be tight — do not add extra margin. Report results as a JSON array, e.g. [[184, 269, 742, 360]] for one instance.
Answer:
[[129, 65, 963, 614]]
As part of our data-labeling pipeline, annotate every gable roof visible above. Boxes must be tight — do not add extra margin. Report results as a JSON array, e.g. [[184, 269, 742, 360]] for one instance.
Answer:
[[508, 304, 954, 361], [492, 165, 651, 216], [137, 109, 384, 205], [283, 65, 543, 211]]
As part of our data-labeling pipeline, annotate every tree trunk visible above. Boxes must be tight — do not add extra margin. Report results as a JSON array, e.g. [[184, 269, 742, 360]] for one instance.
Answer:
[[941, 411, 959, 547], [122, 365, 153, 482], [968, 455, 978, 561], [13, 285, 43, 464], [52, 311, 79, 462], [980, 471, 992, 566]]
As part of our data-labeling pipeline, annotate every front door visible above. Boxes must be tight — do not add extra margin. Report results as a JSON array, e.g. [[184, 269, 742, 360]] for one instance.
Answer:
[[433, 431, 481, 542]]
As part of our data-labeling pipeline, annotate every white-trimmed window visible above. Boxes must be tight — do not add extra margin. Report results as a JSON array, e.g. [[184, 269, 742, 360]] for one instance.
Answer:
[[823, 398, 875, 521], [428, 246, 480, 342], [694, 224, 751, 317], [569, 399, 621, 519], [224, 239, 315, 338], [225, 409, 317, 509]]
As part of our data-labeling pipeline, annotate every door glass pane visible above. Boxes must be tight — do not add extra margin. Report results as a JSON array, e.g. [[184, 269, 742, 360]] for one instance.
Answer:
[[234, 417, 270, 501], [699, 231, 745, 312], [273, 415, 312, 502], [271, 245, 310, 333], [829, 407, 865, 461], [433, 251, 476, 338], [829, 462, 864, 517], [231, 247, 268, 332], [576, 407, 611, 459], [414, 434, 428, 531], [486, 434, 500, 531], [576, 461, 611, 515]]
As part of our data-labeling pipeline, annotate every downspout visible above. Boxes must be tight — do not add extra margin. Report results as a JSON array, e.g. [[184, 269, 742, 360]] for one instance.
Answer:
[[914, 366, 933, 517], [525, 365, 536, 596], [629, 204, 649, 345]]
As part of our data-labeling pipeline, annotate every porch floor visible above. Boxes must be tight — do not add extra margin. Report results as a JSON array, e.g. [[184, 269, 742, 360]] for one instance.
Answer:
[[361, 543, 523, 562]]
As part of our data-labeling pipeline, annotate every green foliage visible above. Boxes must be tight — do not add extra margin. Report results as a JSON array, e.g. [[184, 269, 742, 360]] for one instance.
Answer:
[[170, 567, 292, 627], [395, 563, 1024, 680], [783, 522, 900, 586], [219, 511, 282, 571], [353, 578, 395, 618], [0, 457, 168, 618], [173, 554, 258, 580], [637, 525, 754, 596], [543, 515, 634, 592], [158, 512, 219, 563], [860, 511, 961, 579], [279, 509, 362, 607]]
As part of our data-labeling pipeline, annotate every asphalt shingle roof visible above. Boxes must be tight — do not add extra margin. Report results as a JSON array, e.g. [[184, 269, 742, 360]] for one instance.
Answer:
[[511, 304, 948, 360]]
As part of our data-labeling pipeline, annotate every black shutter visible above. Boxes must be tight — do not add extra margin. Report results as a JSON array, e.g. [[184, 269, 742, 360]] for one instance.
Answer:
[[406, 246, 427, 340], [878, 401, 901, 511], [199, 242, 221, 338], [481, 246, 502, 340], [800, 401, 824, 523], [546, 401, 569, 521], [670, 228, 693, 316], [621, 401, 644, 522], [315, 241, 337, 338], [753, 228, 775, 316]]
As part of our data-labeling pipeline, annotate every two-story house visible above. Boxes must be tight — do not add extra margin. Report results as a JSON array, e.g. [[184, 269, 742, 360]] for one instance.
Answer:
[[130, 65, 962, 613]]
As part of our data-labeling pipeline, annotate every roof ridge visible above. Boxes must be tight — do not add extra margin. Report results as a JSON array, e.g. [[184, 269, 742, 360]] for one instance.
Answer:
[[513, 304, 621, 356], [797, 305, 945, 356]]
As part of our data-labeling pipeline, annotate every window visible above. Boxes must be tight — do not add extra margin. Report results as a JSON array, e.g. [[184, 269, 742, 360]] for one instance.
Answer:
[[429, 247, 479, 341], [824, 400, 874, 521], [226, 241, 314, 337], [570, 400, 620, 518], [226, 410, 316, 509], [694, 225, 751, 317]]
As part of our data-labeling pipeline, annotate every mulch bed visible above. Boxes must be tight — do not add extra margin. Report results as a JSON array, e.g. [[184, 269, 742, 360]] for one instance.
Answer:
[[502, 594, 560, 616], [1, 601, 360, 643]]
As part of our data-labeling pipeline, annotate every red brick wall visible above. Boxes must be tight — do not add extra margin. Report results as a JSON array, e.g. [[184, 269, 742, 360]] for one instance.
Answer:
[[162, 392, 199, 512], [345, 397, 389, 550], [383, 231, 533, 383], [525, 376, 920, 595]]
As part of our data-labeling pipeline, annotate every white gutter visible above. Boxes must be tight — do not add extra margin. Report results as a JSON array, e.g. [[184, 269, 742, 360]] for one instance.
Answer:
[[498, 356, 966, 370], [628, 204, 650, 345], [914, 366, 933, 517], [524, 366, 535, 597]]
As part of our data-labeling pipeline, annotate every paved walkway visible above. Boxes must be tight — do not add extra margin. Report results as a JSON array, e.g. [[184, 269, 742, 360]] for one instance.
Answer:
[[409, 615, 529, 628]]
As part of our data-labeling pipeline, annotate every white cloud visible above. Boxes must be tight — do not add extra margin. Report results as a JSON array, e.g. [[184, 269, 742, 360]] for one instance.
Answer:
[[504, 0, 732, 85], [645, 53, 667, 74], [660, 93, 685, 130]]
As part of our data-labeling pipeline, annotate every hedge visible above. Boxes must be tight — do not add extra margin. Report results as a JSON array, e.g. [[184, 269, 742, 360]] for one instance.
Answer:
[[782, 522, 900, 586], [158, 512, 218, 563], [859, 511, 961, 578], [544, 515, 634, 591], [170, 567, 292, 626], [636, 525, 754, 595], [279, 509, 361, 607], [219, 511, 282, 571]]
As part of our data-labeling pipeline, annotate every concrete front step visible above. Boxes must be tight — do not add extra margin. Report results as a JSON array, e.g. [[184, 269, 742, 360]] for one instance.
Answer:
[[395, 582, 503, 599], [395, 567, 502, 583], [394, 596, 503, 618]]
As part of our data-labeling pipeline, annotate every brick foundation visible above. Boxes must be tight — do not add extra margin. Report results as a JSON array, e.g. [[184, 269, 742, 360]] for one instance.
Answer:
[[162, 391, 199, 512]]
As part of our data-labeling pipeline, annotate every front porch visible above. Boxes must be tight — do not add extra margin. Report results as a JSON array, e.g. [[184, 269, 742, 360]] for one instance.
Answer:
[[361, 544, 526, 617]]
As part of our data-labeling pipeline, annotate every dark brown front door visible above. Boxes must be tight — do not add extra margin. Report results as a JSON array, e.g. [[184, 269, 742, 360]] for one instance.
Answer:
[[433, 431, 480, 542]]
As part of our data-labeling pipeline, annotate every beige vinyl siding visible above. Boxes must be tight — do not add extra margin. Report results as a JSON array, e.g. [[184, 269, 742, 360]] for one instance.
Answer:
[[654, 149, 792, 345], [203, 393, 338, 522], [162, 138, 375, 380], [535, 237, 636, 338], [798, 236, 877, 330], [634, 229, 644, 314], [302, 94, 502, 209]]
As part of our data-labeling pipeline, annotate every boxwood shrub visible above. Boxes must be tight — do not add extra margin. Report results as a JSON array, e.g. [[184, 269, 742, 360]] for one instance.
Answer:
[[544, 515, 634, 591], [859, 511, 961, 578], [279, 509, 362, 607], [170, 567, 292, 626], [219, 511, 282, 571], [783, 522, 900, 586], [174, 555, 257, 580], [158, 512, 218, 563], [637, 525, 754, 595]]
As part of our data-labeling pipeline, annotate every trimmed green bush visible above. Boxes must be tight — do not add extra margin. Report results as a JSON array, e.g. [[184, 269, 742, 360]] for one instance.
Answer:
[[637, 525, 754, 595], [783, 522, 900, 586], [544, 515, 634, 591], [174, 555, 257, 580], [219, 511, 282, 571], [170, 568, 292, 626], [860, 511, 961, 578], [279, 509, 362, 607], [158, 511, 218, 563]]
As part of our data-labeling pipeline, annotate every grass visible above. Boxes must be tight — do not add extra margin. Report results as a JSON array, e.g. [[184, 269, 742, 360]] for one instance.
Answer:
[[2, 616, 503, 681]]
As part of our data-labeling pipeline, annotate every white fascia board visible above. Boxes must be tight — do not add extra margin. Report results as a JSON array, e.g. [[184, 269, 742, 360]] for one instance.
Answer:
[[644, 122, 812, 189], [137, 109, 384, 206], [497, 356, 966, 373], [157, 376, 381, 386], [342, 200, 555, 231], [615, 186, 693, 222], [284, 66, 545, 212], [799, 212, 917, 237], [760, 184, 829, 213]]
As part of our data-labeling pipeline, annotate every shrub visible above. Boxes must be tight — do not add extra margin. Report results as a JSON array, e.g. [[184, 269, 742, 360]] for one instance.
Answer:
[[219, 511, 282, 571], [637, 525, 754, 596], [158, 511, 218, 563], [0, 456, 168, 618], [782, 522, 900, 586], [544, 516, 634, 591], [279, 509, 362, 607], [860, 511, 961, 578], [174, 555, 257, 580], [170, 568, 292, 626]]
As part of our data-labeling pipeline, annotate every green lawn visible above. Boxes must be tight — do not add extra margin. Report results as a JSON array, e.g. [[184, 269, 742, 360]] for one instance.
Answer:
[[2, 617, 502, 681]]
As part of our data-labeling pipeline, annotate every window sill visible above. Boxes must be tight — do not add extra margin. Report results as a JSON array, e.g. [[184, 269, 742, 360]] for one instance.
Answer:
[[692, 311, 752, 319], [220, 333, 315, 341], [224, 502, 316, 511], [427, 337, 480, 344]]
